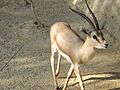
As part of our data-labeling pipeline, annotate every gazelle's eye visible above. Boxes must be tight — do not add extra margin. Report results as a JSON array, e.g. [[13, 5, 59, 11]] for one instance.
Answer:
[[93, 35, 97, 39]]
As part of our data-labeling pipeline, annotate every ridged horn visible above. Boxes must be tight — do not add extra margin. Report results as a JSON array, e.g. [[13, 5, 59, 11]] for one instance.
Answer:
[[85, 0, 100, 30], [69, 6, 96, 31]]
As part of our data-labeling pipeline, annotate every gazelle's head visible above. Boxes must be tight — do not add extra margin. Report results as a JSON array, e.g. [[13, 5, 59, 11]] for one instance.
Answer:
[[81, 28, 108, 49], [90, 30, 108, 49], [70, 0, 108, 49]]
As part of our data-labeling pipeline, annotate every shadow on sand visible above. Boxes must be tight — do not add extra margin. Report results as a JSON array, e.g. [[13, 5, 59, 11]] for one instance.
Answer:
[[58, 72, 120, 90]]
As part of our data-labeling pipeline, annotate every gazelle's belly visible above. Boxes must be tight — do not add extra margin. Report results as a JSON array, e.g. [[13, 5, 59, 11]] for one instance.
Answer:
[[55, 43, 72, 64]]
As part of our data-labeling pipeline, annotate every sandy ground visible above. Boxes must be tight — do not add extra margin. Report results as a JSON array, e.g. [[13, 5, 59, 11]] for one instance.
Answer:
[[0, 0, 120, 90]]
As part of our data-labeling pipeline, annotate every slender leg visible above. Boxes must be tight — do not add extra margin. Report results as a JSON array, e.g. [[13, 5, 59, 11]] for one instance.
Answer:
[[56, 53, 61, 76], [72, 0, 78, 5], [62, 64, 74, 90], [50, 47, 59, 89], [74, 65, 85, 90]]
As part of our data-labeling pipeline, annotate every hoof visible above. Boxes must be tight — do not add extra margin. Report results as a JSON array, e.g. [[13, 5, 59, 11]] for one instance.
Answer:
[[55, 73, 59, 77], [56, 86, 60, 90]]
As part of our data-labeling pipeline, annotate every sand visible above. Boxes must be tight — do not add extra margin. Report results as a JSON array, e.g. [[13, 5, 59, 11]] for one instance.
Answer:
[[0, 0, 120, 90]]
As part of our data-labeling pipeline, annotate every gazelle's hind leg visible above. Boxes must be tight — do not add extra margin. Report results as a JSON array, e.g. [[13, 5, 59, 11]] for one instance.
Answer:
[[56, 53, 61, 76], [50, 44, 59, 89]]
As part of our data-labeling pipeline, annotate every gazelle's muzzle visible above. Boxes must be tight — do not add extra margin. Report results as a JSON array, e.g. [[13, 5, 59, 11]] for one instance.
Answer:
[[102, 41, 108, 49]]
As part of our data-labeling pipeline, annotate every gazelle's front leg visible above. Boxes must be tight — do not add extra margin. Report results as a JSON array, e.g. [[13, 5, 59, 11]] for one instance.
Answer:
[[63, 64, 74, 90], [74, 65, 85, 90]]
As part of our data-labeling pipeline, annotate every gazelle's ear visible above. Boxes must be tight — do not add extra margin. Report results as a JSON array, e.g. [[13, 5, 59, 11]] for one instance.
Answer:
[[80, 27, 90, 36], [100, 21, 106, 30]]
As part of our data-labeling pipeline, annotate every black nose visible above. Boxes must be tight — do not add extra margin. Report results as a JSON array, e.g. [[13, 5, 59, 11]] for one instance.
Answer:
[[105, 43, 108, 48]]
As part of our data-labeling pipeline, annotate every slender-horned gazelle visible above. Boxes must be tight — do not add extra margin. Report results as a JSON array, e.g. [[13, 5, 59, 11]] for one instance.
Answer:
[[50, 0, 108, 90]]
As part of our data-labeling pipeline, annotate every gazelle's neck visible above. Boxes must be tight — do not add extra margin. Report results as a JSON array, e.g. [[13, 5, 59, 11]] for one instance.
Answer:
[[79, 36, 96, 64], [82, 36, 95, 50]]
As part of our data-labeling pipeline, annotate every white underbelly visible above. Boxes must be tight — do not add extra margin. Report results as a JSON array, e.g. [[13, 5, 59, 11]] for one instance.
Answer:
[[55, 44, 72, 63]]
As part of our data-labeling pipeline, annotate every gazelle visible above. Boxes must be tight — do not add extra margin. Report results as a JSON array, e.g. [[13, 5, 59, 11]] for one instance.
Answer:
[[50, 0, 108, 90]]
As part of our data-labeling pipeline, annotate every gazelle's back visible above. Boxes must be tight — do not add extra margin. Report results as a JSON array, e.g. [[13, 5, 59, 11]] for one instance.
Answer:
[[50, 22, 84, 60]]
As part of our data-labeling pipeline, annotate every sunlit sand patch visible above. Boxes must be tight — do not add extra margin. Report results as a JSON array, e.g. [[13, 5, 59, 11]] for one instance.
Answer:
[[58, 73, 115, 86], [83, 73, 114, 81]]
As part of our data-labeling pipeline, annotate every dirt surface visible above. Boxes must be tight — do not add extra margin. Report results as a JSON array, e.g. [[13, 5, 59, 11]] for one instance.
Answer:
[[0, 0, 120, 90]]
